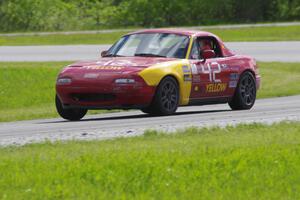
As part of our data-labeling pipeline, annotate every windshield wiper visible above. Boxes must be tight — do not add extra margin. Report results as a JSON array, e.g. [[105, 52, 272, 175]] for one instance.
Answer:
[[134, 53, 166, 58]]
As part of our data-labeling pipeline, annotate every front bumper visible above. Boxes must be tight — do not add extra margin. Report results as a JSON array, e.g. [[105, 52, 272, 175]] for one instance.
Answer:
[[56, 76, 156, 109]]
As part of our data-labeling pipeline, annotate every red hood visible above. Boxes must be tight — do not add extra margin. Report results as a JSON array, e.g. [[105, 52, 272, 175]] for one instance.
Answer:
[[67, 57, 177, 73]]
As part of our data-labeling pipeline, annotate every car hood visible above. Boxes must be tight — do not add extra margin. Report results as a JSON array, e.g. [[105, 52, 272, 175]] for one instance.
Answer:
[[66, 57, 177, 74]]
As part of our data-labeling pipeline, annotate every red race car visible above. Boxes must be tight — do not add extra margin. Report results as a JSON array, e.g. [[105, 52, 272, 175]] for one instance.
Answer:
[[56, 29, 261, 121]]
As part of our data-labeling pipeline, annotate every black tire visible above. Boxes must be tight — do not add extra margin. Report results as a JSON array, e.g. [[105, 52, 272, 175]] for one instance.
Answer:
[[55, 95, 87, 121], [140, 106, 153, 114], [144, 76, 179, 115], [229, 71, 256, 110]]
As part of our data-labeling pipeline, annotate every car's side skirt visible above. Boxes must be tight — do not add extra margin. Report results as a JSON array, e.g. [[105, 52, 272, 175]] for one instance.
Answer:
[[188, 96, 231, 106]]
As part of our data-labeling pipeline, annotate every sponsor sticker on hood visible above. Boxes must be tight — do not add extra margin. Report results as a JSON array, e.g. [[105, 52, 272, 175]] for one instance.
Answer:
[[84, 66, 125, 70]]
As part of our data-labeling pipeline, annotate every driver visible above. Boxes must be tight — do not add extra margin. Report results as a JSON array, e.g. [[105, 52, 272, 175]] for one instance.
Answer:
[[199, 39, 213, 52]]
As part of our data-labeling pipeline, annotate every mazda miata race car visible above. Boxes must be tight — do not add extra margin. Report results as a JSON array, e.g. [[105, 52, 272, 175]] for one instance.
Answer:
[[56, 29, 261, 121]]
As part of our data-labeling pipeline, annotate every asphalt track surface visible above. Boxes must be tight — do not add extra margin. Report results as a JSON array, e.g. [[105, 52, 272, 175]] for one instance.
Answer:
[[1, 95, 300, 146], [0, 42, 299, 62]]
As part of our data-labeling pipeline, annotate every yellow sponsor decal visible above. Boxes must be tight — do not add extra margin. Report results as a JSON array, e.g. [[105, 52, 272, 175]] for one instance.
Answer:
[[206, 83, 227, 93], [85, 66, 124, 70], [138, 60, 192, 106]]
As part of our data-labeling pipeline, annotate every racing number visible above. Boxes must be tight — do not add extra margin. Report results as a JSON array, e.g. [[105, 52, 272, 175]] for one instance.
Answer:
[[201, 62, 221, 83], [190, 61, 227, 96], [212, 62, 222, 82]]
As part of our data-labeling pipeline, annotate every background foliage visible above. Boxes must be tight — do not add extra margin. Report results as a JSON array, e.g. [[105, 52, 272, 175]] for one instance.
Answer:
[[0, 0, 299, 32]]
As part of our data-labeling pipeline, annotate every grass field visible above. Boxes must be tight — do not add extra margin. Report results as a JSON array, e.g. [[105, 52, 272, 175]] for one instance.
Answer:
[[0, 31, 129, 46], [0, 122, 300, 199], [257, 62, 300, 98], [0, 62, 300, 122], [208, 25, 300, 42], [0, 25, 299, 46]]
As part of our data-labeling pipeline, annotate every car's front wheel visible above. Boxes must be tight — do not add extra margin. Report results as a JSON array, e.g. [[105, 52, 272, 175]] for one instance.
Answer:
[[229, 71, 256, 110], [55, 95, 87, 121], [142, 76, 179, 115]]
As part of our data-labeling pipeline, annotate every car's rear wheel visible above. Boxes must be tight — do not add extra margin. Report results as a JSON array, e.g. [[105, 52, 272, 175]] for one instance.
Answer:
[[55, 95, 87, 121], [142, 76, 179, 115], [229, 71, 256, 110]]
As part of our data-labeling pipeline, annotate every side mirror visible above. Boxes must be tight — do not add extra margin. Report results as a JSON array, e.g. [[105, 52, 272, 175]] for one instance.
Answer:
[[201, 50, 216, 61], [101, 50, 108, 57]]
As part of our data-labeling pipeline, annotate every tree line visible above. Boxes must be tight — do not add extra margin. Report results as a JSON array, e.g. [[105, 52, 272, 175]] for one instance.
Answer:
[[0, 0, 299, 32]]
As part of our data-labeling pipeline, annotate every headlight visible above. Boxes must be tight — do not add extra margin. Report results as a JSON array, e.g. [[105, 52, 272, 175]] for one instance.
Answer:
[[57, 78, 72, 85], [115, 78, 135, 84]]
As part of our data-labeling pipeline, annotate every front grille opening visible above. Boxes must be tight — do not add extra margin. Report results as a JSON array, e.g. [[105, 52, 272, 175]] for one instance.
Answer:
[[71, 93, 116, 102]]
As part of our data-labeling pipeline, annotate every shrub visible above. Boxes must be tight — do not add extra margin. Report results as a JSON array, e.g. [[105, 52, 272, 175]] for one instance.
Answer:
[[0, 0, 299, 32]]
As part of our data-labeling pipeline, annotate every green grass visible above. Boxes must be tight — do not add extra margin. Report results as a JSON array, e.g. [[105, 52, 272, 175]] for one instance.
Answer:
[[207, 25, 300, 42], [257, 62, 300, 98], [0, 26, 299, 46], [0, 31, 129, 46], [0, 122, 300, 199], [0, 62, 69, 121], [0, 61, 299, 122]]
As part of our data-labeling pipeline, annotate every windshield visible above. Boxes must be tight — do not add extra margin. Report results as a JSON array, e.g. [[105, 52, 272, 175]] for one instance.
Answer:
[[106, 33, 190, 59]]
